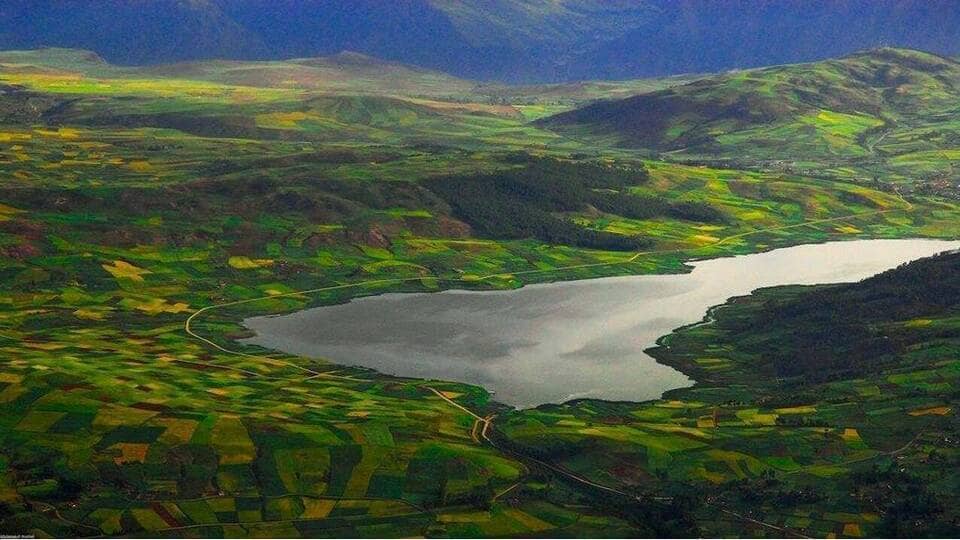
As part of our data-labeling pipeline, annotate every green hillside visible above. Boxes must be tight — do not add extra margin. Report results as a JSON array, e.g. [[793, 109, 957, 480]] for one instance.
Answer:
[[0, 46, 700, 112], [140, 52, 479, 98], [540, 48, 960, 184]]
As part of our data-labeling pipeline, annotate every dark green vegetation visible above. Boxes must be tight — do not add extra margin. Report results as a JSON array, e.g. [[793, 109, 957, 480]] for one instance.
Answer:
[[697, 252, 960, 382], [503, 250, 960, 537], [428, 159, 652, 250], [427, 157, 729, 251], [0, 46, 959, 537]]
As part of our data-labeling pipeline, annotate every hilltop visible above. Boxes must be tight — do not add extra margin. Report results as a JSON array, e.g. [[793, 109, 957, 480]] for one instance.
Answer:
[[139, 52, 477, 98], [0, 48, 109, 70]]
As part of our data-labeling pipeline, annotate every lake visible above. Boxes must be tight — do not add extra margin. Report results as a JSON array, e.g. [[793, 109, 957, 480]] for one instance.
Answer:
[[243, 239, 960, 408]]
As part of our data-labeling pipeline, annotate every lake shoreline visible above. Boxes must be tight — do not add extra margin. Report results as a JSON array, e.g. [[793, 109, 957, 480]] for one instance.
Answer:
[[243, 238, 960, 408]]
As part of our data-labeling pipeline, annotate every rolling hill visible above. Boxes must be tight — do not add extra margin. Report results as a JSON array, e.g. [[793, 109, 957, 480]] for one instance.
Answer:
[[0, 48, 477, 98], [0, 46, 708, 132], [139, 52, 478, 98], [538, 48, 960, 183]]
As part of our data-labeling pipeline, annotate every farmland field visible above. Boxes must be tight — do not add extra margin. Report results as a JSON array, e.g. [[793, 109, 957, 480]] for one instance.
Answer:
[[2, 45, 960, 538]]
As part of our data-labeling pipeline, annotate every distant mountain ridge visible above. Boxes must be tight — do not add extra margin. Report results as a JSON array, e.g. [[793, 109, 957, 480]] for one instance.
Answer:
[[2, 0, 960, 83]]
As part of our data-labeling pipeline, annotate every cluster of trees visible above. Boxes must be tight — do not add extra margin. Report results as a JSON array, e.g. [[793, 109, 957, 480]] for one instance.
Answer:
[[591, 192, 726, 223], [719, 250, 960, 381], [427, 157, 724, 251]]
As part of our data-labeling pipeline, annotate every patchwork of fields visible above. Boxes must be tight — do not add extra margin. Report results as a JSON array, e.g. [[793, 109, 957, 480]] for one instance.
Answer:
[[2, 48, 960, 537]]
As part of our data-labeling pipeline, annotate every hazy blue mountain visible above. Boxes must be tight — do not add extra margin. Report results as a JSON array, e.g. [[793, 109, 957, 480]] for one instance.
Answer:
[[2, 0, 959, 82], [569, 0, 960, 80]]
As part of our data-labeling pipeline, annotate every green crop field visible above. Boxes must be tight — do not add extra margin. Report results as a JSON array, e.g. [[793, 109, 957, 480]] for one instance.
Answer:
[[2, 47, 960, 537]]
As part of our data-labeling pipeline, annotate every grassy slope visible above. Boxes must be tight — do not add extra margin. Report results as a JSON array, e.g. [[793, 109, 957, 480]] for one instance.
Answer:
[[0, 47, 703, 111], [539, 48, 960, 186], [0, 48, 959, 537]]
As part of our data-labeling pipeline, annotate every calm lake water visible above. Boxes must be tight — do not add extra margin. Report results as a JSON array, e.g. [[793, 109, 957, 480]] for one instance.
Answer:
[[243, 239, 960, 408]]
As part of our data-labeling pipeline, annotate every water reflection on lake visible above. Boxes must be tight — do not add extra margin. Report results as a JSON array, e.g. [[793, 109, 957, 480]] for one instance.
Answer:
[[243, 239, 959, 408]]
